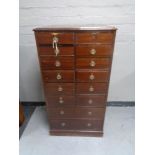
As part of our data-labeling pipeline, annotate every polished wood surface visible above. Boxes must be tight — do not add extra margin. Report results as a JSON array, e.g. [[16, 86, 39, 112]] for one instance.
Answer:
[[43, 70, 75, 82], [76, 45, 112, 57], [49, 107, 105, 119], [34, 26, 116, 137], [76, 32, 114, 44], [39, 46, 74, 56], [40, 56, 74, 70], [35, 32, 74, 44]]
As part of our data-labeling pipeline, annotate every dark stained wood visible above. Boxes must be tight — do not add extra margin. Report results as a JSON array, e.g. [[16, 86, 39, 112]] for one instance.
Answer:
[[35, 32, 74, 44], [76, 32, 114, 44], [46, 95, 75, 107], [43, 70, 75, 82], [38, 46, 74, 56], [50, 130, 103, 137], [50, 119, 103, 131], [45, 83, 75, 95], [76, 45, 113, 57], [49, 107, 105, 119], [34, 26, 117, 137], [76, 70, 109, 82], [76, 83, 108, 94], [76, 58, 111, 69], [40, 56, 74, 70], [76, 95, 106, 107]]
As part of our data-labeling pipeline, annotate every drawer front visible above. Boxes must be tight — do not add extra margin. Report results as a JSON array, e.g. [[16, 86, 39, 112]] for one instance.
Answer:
[[40, 57, 74, 70], [76, 32, 114, 44], [76, 95, 106, 107], [49, 107, 105, 119], [76, 58, 110, 69], [43, 70, 75, 82], [76, 45, 112, 57], [46, 96, 75, 106], [76, 83, 107, 94], [38, 46, 74, 56], [45, 83, 75, 95], [50, 119, 103, 131], [36, 32, 74, 44], [76, 70, 109, 82]]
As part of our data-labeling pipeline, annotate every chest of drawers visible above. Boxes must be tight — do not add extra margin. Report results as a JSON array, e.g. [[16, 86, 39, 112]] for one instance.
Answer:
[[34, 26, 117, 137]]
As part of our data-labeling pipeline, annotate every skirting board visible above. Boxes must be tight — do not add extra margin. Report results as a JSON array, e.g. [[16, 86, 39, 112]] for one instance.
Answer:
[[21, 101, 135, 107]]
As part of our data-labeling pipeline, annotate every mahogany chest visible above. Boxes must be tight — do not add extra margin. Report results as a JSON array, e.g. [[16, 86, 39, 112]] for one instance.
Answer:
[[34, 26, 117, 137]]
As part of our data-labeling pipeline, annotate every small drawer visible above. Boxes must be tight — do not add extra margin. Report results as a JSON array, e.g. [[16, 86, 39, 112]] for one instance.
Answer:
[[76, 70, 109, 82], [35, 32, 74, 44], [76, 58, 111, 69], [50, 119, 103, 131], [76, 45, 113, 57], [76, 107, 105, 119], [38, 46, 74, 56], [46, 96, 75, 106], [43, 70, 75, 82], [45, 83, 75, 95], [49, 107, 104, 119], [49, 107, 75, 118], [76, 32, 114, 44], [76, 83, 107, 94], [40, 56, 74, 70], [76, 95, 106, 107]]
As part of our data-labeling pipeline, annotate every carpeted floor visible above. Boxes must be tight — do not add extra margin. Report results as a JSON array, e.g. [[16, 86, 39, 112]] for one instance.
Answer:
[[19, 106, 135, 155]]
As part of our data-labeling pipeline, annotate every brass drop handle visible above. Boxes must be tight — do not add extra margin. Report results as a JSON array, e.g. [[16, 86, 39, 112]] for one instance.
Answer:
[[90, 49, 96, 55], [55, 60, 61, 67], [54, 48, 60, 56], [87, 123, 92, 127], [57, 73, 62, 80], [59, 97, 64, 104], [89, 86, 94, 92], [52, 33, 59, 56], [61, 122, 66, 127], [58, 86, 63, 92], [60, 110, 64, 115], [88, 99, 93, 104], [89, 73, 95, 80], [90, 60, 96, 67]]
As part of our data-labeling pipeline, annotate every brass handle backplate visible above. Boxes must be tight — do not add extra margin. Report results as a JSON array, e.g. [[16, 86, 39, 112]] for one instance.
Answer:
[[58, 86, 63, 92], [90, 60, 96, 67], [55, 60, 61, 67], [89, 86, 94, 92], [90, 49, 96, 55], [87, 123, 92, 127], [60, 110, 64, 115], [88, 99, 93, 104], [57, 73, 62, 80], [89, 73, 95, 80], [61, 122, 66, 127]]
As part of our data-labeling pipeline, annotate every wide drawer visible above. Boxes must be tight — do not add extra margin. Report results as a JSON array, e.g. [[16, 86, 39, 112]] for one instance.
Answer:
[[46, 96, 75, 106], [38, 46, 74, 56], [35, 32, 74, 44], [50, 119, 103, 131], [76, 95, 106, 107], [40, 56, 74, 70], [43, 70, 75, 82], [76, 58, 111, 69], [76, 45, 113, 57], [76, 70, 109, 82], [49, 107, 105, 119], [76, 32, 114, 44], [76, 83, 107, 94], [45, 83, 75, 95]]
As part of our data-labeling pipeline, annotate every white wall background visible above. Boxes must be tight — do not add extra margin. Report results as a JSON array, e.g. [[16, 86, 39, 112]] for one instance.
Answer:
[[19, 0, 135, 101]]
